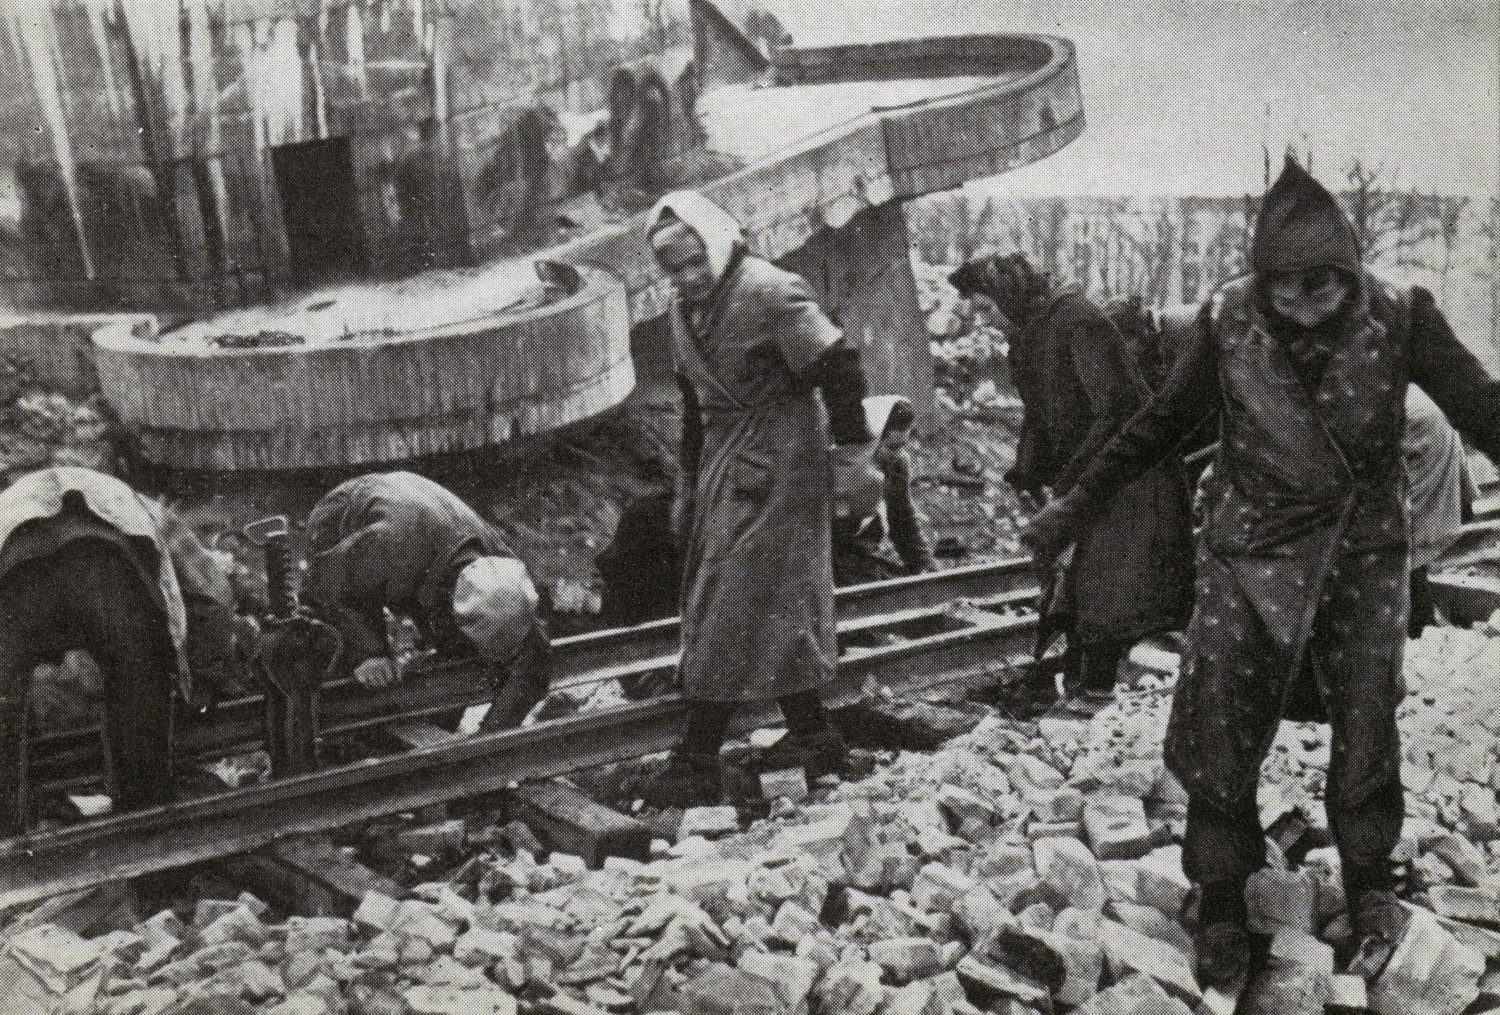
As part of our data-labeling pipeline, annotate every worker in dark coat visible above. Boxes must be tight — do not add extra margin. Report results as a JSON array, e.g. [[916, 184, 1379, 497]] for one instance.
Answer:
[[303, 471, 547, 731], [833, 396, 937, 586], [645, 190, 881, 806], [0, 467, 248, 834], [949, 254, 1193, 703], [596, 488, 682, 628], [1024, 157, 1500, 986]]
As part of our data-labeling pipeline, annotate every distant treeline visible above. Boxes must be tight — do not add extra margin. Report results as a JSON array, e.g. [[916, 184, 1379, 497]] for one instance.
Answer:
[[907, 170, 1498, 345]]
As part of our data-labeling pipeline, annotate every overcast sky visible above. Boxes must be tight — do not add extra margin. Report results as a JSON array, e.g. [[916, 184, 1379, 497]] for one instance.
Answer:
[[758, 0, 1499, 198]]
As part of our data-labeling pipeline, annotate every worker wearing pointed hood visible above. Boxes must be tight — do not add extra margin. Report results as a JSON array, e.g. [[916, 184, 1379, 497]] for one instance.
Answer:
[[643, 190, 876, 808], [1250, 156, 1362, 277], [1020, 155, 1500, 987]]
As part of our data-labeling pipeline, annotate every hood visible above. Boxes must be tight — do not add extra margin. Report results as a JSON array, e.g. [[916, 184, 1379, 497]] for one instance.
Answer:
[[1250, 156, 1362, 275], [947, 253, 1051, 327], [453, 556, 539, 661], [863, 395, 911, 442], [648, 190, 746, 282]]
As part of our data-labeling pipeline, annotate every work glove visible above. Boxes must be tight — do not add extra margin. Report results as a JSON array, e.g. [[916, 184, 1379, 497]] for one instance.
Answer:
[[831, 443, 884, 523], [354, 656, 402, 690], [1020, 491, 1092, 564]]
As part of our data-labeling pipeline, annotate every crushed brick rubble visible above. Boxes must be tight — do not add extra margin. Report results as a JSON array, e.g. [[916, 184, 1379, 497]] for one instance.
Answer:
[[11, 624, 1500, 1015]]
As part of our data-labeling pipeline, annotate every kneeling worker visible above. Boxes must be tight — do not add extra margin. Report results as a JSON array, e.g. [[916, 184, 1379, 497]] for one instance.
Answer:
[[303, 471, 547, 730]]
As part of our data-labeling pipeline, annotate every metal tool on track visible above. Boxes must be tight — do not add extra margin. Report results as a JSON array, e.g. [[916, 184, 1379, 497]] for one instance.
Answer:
[[243, 516, 342, 778]]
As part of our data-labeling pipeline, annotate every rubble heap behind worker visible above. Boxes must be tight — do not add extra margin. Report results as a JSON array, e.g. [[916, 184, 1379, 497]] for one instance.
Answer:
[[1024, 156, 1500, 987], [303, 471, 547, 731], [645, 190, 881, 807], [948, 253, 1193, 703]]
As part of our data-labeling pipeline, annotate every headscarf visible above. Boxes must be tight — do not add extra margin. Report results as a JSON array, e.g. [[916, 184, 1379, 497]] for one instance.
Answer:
[[947, 253, 1052, 328], [1250, 156, 1362, 276], [452, 556, 539, 661], [647, 190, 746, 282]]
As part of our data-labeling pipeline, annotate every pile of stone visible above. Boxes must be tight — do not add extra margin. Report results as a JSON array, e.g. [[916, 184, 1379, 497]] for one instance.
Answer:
[[10, 623, 1500, 1015]]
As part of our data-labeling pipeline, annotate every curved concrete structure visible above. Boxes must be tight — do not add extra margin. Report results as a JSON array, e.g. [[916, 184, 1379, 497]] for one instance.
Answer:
[[93, 266, 632, 471], [92, 31, 1080, 471]]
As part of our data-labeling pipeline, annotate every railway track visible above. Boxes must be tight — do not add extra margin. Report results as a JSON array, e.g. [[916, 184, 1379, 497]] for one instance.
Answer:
[[0, 559, 1045, 910], [5, 534, 1500, 913]]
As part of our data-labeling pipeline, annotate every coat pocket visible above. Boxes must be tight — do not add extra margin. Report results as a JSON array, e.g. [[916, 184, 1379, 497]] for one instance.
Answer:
[[730, 450, 774, 503]]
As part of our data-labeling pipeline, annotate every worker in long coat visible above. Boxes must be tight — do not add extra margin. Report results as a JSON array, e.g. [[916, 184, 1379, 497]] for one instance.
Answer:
[[303, 471, 547, 731], [1024, 157, 1500, 986], [645, 191, 879, 807], [948, 254, 1193, 702], [0, 467, 247, 833]]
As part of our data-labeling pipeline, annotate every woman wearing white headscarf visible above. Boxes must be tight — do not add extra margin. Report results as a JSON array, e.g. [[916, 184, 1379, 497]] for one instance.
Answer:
[[646, 190, 879, 806]]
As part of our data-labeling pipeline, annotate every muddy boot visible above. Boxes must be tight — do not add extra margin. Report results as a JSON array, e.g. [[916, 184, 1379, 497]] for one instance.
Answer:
[[1349, 888, 1409, 959], [756, 728, 850, 781], [1195, 921, 1252, 988], [1076, 640, 1123, 706], [645, 751, 721, 809]]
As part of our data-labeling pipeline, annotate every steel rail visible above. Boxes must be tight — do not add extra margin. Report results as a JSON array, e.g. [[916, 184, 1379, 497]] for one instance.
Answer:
[[0, 576, 1043, 909], [27, 558, 1039, 778]]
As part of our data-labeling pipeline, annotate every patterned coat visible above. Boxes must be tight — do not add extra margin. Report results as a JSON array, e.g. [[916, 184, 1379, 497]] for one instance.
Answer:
[[1073, 274, 1500, 813]]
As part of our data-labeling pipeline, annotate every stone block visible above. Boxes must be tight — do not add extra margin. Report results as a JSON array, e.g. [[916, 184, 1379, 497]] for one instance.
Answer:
[[1083, 795, 1154, 861], [1007, 755, 1065, 794], [910, 862, 978, 913], [1034, 836, 1107, 911], [1107, 902, 1194, 958], [951, 885, 1014, 946], [737, 951, 819, 1009], [283, 917, 352, 956], [1097, 919, 1200, 1006], [403, 984, 517, 1015], [1068, 972, 1193, 1015], [770, 900, 822, 944], [1269, 927, 1334, 974], [817, 960, 884, 1015], [1328, 974, 1367, 1010], [954, 954, 1050, 1006], [1030, 926, 1103, 1007], [1370, 911, 1486, 1015], [1429, 884, 1500, 924], [1135, 846, 1191, 916], [679, 806, 740, 840], [1431, 833, 1495, 887], [1031, 787, 1086, 824], [1239, 962, 1329, 1015], [760, 768, 810, 803], [680, 963, 783, 1015], [869, 937, 943, 982]]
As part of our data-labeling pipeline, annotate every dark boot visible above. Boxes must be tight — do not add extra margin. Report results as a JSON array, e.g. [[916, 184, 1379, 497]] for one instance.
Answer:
[[756, 727, 849, 781], [645, 751, 721, 809], [1077, 640, 1123, 704], [1192, 879, 1254, 988]]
